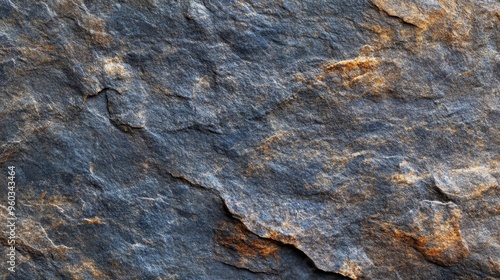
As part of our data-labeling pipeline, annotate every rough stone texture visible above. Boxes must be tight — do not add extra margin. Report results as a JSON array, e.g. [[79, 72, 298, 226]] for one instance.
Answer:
[[0, 0, 499, 279]]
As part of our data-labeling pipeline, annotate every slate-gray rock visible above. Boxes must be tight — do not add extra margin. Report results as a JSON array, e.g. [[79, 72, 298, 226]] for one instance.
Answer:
[[1, 0, 499, 279]]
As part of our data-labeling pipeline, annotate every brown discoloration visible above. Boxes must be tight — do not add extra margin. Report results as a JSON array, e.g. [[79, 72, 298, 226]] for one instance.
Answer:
[[392, 173, 420, 186], [243, 161, 266, 176], [370, 0, 481, 46], [489, 156, 500, 172], [255, 133, 287, 155], [321, 54, 401, 98], [15, 36, 60, 66], [261, 228, 298, 247], [83, 216, 104, 225], [0, 146, 15, 164], [40, 194, 78, 208], [323, 56, 380, 73], [214, 221, 280, 259], [86, 17, 112, 47], [489, 258, 500, 273], [362, 24, 394, 46], [389, 201, 469, 266], [294, 73, 307, 83], [339, 261, 363, 280], [393, 225, 469, 266], [56, 0, 112, 47], [0, 212, 71, 264], [62, 259, 109, 280], [154, 85, 173, 96], [371, 0, 445, 30]]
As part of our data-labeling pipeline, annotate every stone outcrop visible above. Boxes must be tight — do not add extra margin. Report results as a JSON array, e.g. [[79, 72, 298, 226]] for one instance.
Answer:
[[1, 0, 499, 279]]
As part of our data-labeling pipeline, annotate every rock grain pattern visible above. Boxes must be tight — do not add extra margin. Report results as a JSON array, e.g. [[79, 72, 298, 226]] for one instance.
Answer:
[[0, 0, 499, 279]]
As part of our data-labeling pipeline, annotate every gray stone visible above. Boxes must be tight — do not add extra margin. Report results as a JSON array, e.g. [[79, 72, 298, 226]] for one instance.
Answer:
[[0, 0, 499, 279]]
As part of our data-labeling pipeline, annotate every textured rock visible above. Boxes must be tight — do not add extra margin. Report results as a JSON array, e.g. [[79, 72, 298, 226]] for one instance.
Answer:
[[0, 0, 499, 279]]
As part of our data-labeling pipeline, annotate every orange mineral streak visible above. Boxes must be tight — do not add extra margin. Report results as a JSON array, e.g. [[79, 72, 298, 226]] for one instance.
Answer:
[[391, 172, 420, 186], [215, 222, 280, 259], [321, 54, 400, 98], [322, 56, 380, 74], [83, 216, 104, 225], [393, 223, 469, 266], [370, 0, 479, 46], [255, 133, 287, 155]]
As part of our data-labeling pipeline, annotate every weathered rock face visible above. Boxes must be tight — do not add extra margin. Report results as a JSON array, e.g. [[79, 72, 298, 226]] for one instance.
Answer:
[[1, 0, 499, 279]]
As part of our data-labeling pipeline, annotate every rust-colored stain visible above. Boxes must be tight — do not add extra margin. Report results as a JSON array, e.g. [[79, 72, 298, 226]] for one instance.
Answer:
[[255, 133, 287, 155], [313, 0, 497, 104], [214, 221, 280, 259], [155, 85, 173, 96], [392, 224, 469, 266], [39, 194, 78, 208], [339, 261, 363, 280], [370, 0, 480, 45], [377, 200, 471, 268], [391, 173, 419, 186], [16, 36, 59, 66], [322, 56, 380, 77], [0, 147, 14, 164], [361, 24, 394, 46], [62, 259, 108, 280], [321, 54, 400, 98], [56, 0, 112, 47], [83, 216, 104, 225], [262, 228, 298, 247]]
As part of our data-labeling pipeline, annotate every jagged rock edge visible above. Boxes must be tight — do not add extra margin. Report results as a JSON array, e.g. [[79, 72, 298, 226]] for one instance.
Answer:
[[166, 170, 349, 278]]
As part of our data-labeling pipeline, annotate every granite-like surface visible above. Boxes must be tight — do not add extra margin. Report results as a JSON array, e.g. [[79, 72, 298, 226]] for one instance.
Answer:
[[1, 0, 499, 279]]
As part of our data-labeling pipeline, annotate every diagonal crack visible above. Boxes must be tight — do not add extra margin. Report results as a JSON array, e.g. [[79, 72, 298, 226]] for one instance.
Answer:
[[164, 169, 349, 279]]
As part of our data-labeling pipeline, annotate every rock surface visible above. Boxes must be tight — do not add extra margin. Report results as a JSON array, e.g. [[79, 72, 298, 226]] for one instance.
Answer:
[[1, 0, 499, 279]]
